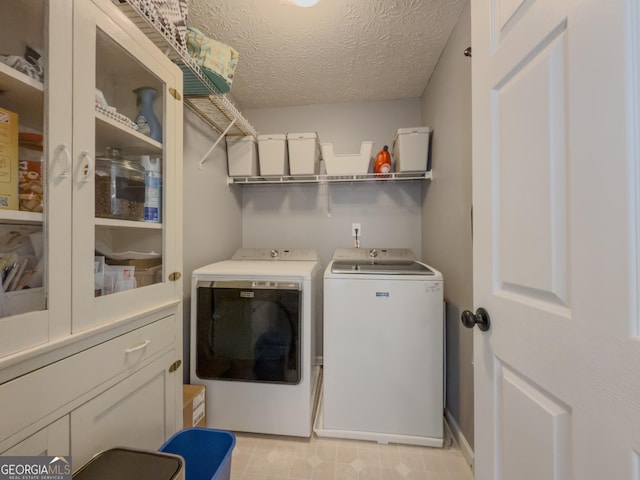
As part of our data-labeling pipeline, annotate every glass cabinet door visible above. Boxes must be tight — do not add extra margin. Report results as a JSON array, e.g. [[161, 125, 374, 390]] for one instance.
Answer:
[[72, 0, 182, 331], [0, 0, 73, 359]]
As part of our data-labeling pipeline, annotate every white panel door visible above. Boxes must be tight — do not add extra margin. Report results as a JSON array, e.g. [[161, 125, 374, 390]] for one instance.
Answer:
[[472, 0, 640, 478]]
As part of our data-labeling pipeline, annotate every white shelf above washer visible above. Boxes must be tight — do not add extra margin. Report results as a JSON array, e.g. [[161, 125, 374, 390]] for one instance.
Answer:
[[226, 171, 433, 185]]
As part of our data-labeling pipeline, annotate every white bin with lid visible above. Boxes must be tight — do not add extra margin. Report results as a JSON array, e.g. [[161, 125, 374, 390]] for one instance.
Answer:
[[392, 127, 432, 172], [287, 132, 320, 175], [226, 135, 258, 177], [258, 134, 289, 176]]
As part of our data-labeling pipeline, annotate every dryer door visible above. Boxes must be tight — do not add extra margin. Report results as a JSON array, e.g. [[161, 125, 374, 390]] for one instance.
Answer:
[[196, 280, 302, 385]]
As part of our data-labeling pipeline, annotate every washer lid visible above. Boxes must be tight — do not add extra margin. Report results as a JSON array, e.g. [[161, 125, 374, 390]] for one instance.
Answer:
[[331, 260, 435, 275]]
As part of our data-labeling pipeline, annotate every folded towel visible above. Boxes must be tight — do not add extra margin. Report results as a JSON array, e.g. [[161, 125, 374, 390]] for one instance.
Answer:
[[185, 27, 239, 94]]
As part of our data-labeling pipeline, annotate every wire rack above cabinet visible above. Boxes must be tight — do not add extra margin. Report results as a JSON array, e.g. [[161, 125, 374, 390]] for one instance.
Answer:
[[114, 0, 257, 137]]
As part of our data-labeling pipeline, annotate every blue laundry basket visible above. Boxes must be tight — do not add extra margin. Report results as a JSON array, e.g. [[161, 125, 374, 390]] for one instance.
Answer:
[[159, 428, 235, 480]]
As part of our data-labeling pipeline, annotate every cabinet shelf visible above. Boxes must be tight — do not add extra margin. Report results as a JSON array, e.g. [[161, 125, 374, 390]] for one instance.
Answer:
[[227, 171, 433, 185], [113, 0, 257, 138], [0, 210, 43, 225], [0, 61, 43, 93], [95, 217, 163, 230], [95, 110, 162, 155], [0, 62, 44, 128]]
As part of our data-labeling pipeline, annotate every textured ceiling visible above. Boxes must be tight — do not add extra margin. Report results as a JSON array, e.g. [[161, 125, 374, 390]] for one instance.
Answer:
[[187, 0, 467, 109]]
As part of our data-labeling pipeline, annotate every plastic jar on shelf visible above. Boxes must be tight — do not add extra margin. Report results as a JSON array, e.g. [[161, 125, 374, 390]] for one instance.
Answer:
[[95, 147, 145, 221]]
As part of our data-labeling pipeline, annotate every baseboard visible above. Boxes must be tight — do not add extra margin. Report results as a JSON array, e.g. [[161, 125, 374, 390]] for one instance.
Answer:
[[444, 410, 474, 471]]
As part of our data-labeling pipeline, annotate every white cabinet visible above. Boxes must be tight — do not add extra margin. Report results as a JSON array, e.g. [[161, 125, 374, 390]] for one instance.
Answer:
[[71, 351, 177, 468], [1, 416, 70, 457], [0, 0, 182, 370], [0, 0, 183, 464], [0, 314, 180, 459]]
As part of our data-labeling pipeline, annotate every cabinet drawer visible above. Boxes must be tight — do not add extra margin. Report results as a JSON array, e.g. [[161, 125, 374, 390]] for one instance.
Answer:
[[0, 316, 175, 445], [93, 315, 175, 375]]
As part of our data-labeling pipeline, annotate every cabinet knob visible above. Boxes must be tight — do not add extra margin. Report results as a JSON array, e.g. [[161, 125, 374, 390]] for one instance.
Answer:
[[169, 272, 181, 281]]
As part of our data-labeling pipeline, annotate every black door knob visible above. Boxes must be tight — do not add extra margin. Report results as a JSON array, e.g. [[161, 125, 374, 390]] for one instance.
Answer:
[[461, 308, 490, 331]]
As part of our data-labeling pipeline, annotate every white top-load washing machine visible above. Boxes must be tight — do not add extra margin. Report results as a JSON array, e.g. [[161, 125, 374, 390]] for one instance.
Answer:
[[191, 248, 322, 437], [315, 247, 444, 447]]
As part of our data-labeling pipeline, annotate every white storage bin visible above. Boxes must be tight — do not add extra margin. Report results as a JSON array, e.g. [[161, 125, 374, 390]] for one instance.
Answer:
[[258, 134, 289, 176], [226, 135, 258, 177], [287, 132, 320, 175], [392, 127, 432, 172], [4, 287, 45, 316], [321, 141, 374, 175]]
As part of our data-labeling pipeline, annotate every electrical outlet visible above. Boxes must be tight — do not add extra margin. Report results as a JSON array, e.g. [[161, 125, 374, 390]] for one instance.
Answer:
[[352, 223, 361, 238]]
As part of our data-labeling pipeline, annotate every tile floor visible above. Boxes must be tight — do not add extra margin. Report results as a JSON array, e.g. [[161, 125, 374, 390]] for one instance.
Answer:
[[230, 432, 474, 480]]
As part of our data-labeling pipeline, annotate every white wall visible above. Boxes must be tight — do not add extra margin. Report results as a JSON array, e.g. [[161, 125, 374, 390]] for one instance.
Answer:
[[182, 109, 243, 381], [420, 0, 474, 457], [246, 98, 421, 154], [240, 182, 422, 267], [243, 99, 424, 267]]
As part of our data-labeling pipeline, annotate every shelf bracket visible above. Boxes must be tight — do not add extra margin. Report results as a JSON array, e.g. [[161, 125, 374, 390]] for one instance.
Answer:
[[198, 117, 237, 170], [320, 180, 332, 217]]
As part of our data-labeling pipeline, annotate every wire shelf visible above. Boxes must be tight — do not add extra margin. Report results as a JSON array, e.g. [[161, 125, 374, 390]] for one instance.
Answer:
[[114, 0, 257, 137], [226, 171, 433, 185]]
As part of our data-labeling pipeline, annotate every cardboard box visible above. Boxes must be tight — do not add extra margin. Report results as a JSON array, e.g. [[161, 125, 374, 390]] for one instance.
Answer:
[[183, 384, 206, 428], [0, 108, 19, 210], [106, 257, 163, 287], [19, 160, 43, 212], [106, 257, 162, 269]]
